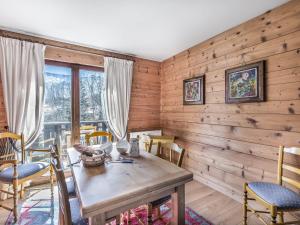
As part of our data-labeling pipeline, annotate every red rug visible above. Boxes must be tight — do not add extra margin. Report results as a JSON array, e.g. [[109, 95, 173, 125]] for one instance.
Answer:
[[120, 202, 213, 225], [5, 188, 213, 225]]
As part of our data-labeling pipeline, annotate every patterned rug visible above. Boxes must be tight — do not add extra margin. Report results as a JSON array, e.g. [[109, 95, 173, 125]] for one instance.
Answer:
[[5, 187, 213, 225]]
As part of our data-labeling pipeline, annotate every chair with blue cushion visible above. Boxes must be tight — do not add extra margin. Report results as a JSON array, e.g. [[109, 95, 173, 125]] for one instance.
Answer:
[[50, 144, 77, 198], [244, 146, 300, 225], [50, 149, 88, 225], [0, 132, 53, 223], [50, 147, 119, 225]]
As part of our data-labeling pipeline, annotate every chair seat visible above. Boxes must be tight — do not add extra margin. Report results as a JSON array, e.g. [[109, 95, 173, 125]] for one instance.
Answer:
[[248, 182, 300, 210], [151, 195, 171, 207], [0, 162, 49, 183], [70, 198, 88, 225], [66, 177, 76, 198]]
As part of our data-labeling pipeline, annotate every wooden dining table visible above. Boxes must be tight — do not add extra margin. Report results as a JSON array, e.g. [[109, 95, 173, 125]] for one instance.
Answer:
[[67, 144, 193, 225]]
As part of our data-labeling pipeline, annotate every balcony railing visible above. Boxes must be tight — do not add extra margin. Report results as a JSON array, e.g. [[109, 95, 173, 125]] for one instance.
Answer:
[[30, 121, 108, 163]]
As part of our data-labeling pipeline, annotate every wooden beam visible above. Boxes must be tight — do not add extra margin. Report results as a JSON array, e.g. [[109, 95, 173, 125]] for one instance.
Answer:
[[45, 46, 104, 67]]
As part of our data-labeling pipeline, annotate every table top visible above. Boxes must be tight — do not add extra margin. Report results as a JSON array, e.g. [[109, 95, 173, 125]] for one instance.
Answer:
[[67, 145, 193, 217]]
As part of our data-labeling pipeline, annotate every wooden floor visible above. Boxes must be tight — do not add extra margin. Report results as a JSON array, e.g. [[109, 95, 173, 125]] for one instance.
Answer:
[[0, 180, 299, 225], [186, 181, 299, 225]]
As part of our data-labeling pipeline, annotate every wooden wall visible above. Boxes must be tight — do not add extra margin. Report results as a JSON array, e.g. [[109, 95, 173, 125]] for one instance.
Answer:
[[0, 35, 161, 133], [160, 0, 300, 201], [128, 58, 161, 131]]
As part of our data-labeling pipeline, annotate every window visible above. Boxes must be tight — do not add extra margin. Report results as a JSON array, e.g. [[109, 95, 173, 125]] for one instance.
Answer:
[[31, 61, 107, 162]]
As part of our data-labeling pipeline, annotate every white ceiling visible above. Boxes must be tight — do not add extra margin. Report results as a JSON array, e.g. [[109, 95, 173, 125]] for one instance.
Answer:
[[0, 0, 289, 61]]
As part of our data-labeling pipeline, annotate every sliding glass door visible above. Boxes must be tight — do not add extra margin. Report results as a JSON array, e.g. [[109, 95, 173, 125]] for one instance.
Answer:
[[79, 67, 107, 145], [31, 61, 106, 161]]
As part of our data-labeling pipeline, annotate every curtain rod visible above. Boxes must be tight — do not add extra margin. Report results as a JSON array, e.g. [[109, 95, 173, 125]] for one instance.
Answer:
[[0, 29, 136, 62]]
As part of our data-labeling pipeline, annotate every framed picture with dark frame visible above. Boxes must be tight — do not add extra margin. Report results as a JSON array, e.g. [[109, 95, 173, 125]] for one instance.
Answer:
[[225, 61, 265, 104], [183, 75, 205, 105]]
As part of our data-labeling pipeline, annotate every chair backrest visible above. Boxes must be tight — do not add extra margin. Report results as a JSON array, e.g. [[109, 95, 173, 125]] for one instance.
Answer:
[[80, 125, 97, 133], [150, 135, 175, 144], [0, 132, 24, 164], [158, 142, 185, 167], [138, 134, 151, 152], [50, 145, 63, 169], [278, 146, 300, 189], [147, 135, 175, 154], [85, 131, 112, 145], [50, 148, 72, 225]]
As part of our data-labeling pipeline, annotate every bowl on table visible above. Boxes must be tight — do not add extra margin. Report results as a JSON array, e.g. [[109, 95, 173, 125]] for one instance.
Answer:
[[92, 142, 113, 155], [80, 150, 106, 167]]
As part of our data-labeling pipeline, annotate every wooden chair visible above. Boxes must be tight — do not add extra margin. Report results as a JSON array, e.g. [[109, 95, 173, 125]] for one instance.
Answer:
[[146, 135, 175, 155], [50, 144, 76, 198], [132, 142, 185, 225], [148, 142, 185, 223], [138, 134, 151, 152], [50, 149, 87, 225], [0, 132, 53, 223], [80, 125, 97, 132], [85, 131, 112, 146], [80, 125, 97, 145], [244, 146, 300, 225], [50, 149, 119, 225]]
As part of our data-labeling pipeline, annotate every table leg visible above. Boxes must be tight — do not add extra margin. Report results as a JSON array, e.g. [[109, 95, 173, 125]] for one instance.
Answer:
[[171, 184, 185, 225], [89, 213, 106, 225]]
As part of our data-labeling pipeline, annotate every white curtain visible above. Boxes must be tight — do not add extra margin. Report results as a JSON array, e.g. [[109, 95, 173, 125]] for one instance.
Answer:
[[0, 37, 45, 147], [104, 57, 133, 140]]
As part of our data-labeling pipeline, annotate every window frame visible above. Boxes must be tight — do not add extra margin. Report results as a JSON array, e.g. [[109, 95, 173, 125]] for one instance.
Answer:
[[44, 60, 104, 144]]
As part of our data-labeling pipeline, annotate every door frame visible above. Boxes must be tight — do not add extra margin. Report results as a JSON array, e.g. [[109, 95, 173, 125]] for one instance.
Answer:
[[45, 60, 104, 145]]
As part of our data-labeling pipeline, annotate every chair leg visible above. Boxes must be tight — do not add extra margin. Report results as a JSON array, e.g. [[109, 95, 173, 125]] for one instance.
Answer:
[[243, 184, 248, 225], [147, 203, 153, 225], [115, 215, 120, 225], [127, 210, 130, 224], [50, 165, 54, 197], [278, 211, 284, 224], [59, 209, 64, 225], [157, 207, 161, 219], [13, 164, 18, 223], [271, 206, 277, 225], [20, 184, 24, 199]]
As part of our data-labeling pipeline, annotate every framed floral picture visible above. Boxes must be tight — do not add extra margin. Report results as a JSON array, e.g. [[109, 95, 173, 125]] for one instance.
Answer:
[[183, 75, 205, 105], [225, 61, 265, 104]]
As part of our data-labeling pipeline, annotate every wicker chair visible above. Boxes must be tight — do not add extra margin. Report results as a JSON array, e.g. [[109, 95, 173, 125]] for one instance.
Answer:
[[0, 132, 53, 222]]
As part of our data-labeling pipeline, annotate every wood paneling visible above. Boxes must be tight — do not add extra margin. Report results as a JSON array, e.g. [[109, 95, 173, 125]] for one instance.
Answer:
[[0, 32, 161, 133], [128, 59, 161, 131], [160, 0, 300, 200], [45, 46, 104, 67]]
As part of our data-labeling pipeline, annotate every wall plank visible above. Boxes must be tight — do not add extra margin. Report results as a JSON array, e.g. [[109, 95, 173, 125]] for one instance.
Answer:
[[160, 0, 300, 200]]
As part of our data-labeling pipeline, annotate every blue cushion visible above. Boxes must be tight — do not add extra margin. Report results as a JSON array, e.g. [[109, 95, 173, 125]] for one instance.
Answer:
[[69, 198, 88, 225], [248, 182, 300, 210], [0, 162, 49, 183], [151, 195, 171, 207], [66, 177, 76, 198]]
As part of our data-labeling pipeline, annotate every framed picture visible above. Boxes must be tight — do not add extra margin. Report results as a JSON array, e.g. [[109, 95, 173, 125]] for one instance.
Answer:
[[183, 75, 205, 105], [225, 61, 265, 104]]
